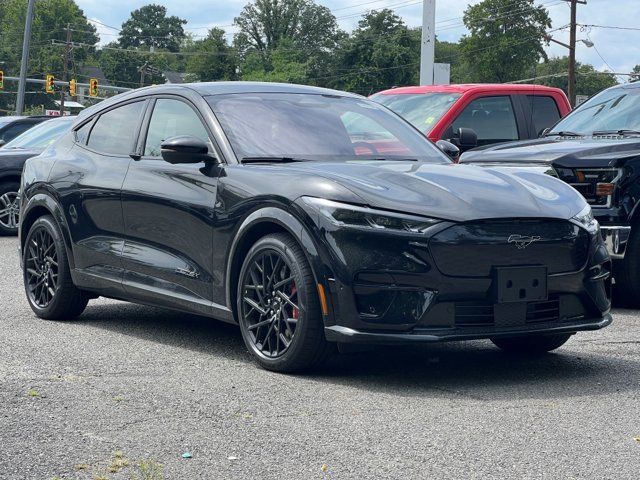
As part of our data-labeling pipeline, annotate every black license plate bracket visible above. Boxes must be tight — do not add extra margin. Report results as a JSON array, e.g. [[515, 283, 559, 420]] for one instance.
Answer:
[[493, 266, 548, 303]]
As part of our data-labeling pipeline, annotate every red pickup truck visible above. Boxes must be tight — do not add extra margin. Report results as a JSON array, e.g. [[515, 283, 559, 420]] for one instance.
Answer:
[[371, 84, 571, 153]]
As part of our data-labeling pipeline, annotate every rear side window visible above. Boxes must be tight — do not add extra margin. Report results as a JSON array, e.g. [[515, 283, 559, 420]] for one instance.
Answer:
[[450, 96, 518, 143], [527, 95, 561, 136], [87, 101, 145, 155]]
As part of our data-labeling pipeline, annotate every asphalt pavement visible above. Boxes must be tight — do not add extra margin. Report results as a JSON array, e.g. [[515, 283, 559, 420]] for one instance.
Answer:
[[0, 236, 639, 479]]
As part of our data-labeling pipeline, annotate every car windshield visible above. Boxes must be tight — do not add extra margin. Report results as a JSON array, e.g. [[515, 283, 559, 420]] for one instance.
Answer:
[[550, 86, 640, 135], [207, 93, 450, 163], [371, 92, 461, 133], [3, 118, 72, 150]]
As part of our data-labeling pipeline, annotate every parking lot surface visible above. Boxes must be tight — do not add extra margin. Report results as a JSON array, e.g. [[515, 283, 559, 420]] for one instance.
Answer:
[[0, 236, 639, 479]]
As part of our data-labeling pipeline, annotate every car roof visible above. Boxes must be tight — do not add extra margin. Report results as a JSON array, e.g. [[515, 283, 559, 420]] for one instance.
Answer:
[[374, 84, 566, 95], [78, 81, 364, 119]]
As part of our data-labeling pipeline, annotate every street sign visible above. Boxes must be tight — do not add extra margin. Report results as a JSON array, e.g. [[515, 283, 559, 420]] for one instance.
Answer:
[[45, 110, 71, 116]]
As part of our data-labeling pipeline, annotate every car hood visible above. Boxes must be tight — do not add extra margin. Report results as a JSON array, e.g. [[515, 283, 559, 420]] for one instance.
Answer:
[[286, 160, 586, 222], [460, 137, 640, 168]]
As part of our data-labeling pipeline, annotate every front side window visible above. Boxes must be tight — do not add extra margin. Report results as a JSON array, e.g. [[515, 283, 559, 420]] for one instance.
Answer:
[[87, 101, 145, 155], [450, 96, 519, 142], [549, 86, 640, 135], [372, 93, 461, 133], [144, 99, 212, 157], [207, 93, 449, 163]]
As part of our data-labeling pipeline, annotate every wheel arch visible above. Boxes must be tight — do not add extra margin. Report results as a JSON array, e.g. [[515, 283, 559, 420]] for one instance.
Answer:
[[225, 207, 330, 323], [20, 192, 75, 269]]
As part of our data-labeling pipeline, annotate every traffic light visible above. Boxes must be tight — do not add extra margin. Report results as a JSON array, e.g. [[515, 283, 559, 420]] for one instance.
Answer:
[[89, 78, 98, 97], [69, 79, 76, 97], [0, 71, 3, 90], [45, 74, 55, 94]]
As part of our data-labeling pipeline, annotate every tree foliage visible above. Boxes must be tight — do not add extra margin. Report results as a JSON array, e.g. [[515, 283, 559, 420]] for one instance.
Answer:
[[184, 28, 237, 82], [536, 56, 618, 97], [118, 4, 186, 52], [460, 0, 551, 82]]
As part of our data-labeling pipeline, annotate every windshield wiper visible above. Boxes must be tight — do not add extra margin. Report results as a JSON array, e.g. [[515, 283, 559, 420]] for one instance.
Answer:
[[545, 130, 583, 137], [240, 156, 309, 164], [592, 129, 640, 137]]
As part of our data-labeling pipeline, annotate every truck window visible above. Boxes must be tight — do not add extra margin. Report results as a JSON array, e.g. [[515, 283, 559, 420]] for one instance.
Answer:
[[450, 96, 518, 145], [527, 95, 561, 136]]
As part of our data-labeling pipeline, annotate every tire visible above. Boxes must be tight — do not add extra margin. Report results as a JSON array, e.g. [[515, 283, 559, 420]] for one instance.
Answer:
[[614, 226, 640, 307], [491, 333, 572, 354], [0, 181, 20, 236], [236, 233, 329, 372], [23, 215, 88, 320]]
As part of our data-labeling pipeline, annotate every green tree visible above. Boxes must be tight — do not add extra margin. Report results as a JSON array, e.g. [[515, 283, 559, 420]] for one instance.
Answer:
[[460, 0, 551, 82], [329, 10, 420, 95], [185, 28, 237, 81], [630, 65, 640, 83], [234, 0, 343, 78], [0, 0, 98, 112], [535, 56, 618, 96], [119, 4, 186, 52]]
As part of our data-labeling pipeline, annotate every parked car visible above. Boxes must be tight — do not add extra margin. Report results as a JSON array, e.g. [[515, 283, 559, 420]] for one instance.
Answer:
[[19, 82, 611, 372], [0, 116, 75, 235], [371, 84, 571, 154], [0, 115, 52, 147], [460, 82, 640, 304]]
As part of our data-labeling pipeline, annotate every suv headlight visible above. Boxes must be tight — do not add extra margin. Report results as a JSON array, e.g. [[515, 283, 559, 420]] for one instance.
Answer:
[[301, 197, 441, 234], [571, 204, 599, 234]]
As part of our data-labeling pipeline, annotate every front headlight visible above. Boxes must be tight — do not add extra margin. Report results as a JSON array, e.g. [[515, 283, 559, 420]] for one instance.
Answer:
[[301, 197, 441, 233], [571, 204, 599, 234]]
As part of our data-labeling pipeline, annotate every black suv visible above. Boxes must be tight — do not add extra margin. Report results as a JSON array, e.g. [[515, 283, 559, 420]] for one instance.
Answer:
[[0, 115, 51, 147], [461, 82, 640, 304], [19, 82, 611, 371]]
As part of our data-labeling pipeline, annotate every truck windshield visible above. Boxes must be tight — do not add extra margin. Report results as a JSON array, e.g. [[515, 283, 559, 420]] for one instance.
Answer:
[[371, 93, 461, 133], [207, 93, 450, 163], [549, 86, 640, 136]]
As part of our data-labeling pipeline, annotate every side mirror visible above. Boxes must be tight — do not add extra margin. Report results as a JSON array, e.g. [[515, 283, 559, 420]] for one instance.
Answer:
[[539, 127, 551, 137], [436, 139, 460, 162], [160, 135, 216, 165], [450, 127, 478, 151]]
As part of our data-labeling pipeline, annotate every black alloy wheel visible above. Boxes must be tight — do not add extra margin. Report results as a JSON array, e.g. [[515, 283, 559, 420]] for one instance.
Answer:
[[237, 233, 329, 372], [23, 215, 88, 319], [0, 182, 20, 235]]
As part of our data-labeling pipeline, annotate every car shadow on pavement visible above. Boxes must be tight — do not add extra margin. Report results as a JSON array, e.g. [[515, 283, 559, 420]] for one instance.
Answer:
[[79, 302, 638, 401]]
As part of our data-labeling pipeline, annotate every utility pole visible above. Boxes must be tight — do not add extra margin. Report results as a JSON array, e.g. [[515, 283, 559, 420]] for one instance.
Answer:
[[16, 0, 36, 115], [565, 0, 586, 106], [419, 0, 436, 85], [138, 62, 149, 88], [60, 24, 72, 116]]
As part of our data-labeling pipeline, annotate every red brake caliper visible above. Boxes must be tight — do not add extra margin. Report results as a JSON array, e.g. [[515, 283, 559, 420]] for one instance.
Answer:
[[291, 285, 299, 320]]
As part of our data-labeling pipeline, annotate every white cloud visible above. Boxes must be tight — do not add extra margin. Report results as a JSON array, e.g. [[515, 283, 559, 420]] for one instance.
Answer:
[[77, 0, 640, 75]]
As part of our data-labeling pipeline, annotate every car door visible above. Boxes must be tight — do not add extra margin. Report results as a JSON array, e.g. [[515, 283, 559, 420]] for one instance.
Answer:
[[120, 95, 224, 316], [48, 99, 147, 296], [444, 95, 524, 149]]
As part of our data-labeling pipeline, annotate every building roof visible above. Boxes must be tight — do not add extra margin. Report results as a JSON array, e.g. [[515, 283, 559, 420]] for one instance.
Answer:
[[78, 65, 110, 86], [163, 71, 190, 84]]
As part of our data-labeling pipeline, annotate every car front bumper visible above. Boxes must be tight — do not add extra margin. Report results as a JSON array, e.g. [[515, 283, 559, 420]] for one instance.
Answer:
[[600, 226, 631, 259]]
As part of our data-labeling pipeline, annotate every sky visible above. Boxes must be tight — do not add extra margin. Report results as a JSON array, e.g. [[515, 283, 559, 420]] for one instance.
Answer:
[[76, 0, 639, 80]]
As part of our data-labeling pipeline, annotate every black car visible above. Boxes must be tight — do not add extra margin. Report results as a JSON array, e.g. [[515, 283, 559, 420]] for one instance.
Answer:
[[461, 82, 640, 304], [0, 116, 75, 235], [0, 115, 51, 147], [19, 82, 612, 372]]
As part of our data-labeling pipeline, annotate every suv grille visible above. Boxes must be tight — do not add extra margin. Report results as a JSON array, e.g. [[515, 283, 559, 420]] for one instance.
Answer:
[[430, 219, 589, 277]]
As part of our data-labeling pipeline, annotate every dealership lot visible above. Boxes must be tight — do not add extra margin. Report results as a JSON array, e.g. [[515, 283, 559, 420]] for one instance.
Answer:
[[0, 235, 639, 479]]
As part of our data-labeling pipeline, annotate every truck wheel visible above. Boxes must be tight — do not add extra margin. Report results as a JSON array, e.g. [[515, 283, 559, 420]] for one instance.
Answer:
[[614, 227, 640, 307]]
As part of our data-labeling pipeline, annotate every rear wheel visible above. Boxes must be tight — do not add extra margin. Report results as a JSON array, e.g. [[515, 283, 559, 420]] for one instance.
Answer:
[[0, 181, 20, 236], [23, 215, 88, 320], [491, 333, 572, 354], [237, 233, 328, 372]]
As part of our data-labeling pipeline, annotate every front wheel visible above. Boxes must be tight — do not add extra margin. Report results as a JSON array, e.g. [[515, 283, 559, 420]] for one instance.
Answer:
[[491, 333, 572, 354], [23, 215, 88, 320], [0, 181, 20, 236], [237, 233, 329, 372]]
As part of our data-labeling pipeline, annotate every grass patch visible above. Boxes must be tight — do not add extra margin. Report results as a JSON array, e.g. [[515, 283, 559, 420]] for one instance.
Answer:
[[27, 389, 40, 398]]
